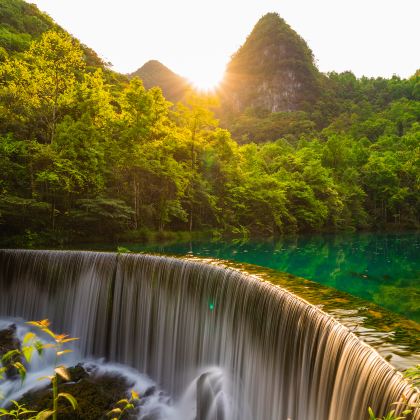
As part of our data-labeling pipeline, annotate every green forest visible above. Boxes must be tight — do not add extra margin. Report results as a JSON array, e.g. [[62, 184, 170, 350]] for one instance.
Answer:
[[0, 1, 419, 246]]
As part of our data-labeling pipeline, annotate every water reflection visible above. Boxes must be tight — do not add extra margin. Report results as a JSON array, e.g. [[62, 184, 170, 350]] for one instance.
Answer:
[[132, 232, 420, 322]]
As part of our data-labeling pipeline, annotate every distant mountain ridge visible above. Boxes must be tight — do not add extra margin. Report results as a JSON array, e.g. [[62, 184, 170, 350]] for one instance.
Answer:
[[129, 60, 191, 103], [3, 2, 322, 113], [130, 13, 323, 112]]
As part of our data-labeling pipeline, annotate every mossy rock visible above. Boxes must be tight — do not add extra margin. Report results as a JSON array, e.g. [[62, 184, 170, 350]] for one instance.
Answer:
[[19, 364, 139, 419], [0, 324, 23, 378]]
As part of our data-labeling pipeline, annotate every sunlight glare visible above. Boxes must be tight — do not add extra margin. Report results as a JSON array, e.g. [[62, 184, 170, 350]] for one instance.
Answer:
[[184, 61, 226, 92]]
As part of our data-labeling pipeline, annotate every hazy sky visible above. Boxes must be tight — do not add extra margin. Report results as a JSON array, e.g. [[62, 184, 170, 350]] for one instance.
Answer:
[[32, 0, 420, 89]]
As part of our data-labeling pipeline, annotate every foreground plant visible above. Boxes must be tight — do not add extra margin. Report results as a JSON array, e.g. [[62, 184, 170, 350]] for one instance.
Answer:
[[368, 365, 420, 420], [403, 365, 420, 389], [107, 390, 140, 419], [368, 407, 412, 420], [0, 400, 37, 419], [0, 320, 78, 419], [27, 320, 78, 420]]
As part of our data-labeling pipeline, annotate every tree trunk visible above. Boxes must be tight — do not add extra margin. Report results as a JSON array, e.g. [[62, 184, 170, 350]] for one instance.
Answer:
[[51, 71, 59, 144], [29, 163, 35, 198], [51, 193, 56, 231], [188, 119, 197, 233], [133, 176, 138, 230], [189, 204, 193, 232]]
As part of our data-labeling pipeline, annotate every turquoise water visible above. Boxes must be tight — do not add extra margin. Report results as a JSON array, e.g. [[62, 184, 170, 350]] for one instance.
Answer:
[[129, 232, 420, 322]]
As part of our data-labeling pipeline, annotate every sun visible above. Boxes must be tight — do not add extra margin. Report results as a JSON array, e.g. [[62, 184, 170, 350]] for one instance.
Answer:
[[184, 61, 225, 92], [188, 73, 222, 92]]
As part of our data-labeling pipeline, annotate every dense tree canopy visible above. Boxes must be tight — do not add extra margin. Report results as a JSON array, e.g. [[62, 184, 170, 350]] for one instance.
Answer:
[[0, 24, 418, 245]]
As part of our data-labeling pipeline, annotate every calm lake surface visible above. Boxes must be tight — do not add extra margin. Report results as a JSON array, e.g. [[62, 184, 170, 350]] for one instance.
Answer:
[[126, 232, 420, 322]]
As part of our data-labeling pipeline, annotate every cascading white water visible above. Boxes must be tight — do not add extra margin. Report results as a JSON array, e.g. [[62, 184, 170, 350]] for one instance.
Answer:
[[0, 249, 418, 420]]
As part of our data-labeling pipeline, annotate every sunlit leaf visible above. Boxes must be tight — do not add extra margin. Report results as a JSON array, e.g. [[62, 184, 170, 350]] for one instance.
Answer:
[[27, 319, 50, 328], [19, 407, 36, 414], [403, 365, 420, 388], [57, 350, 73, 357], [42, 328, 57, 340], [116, 399, 129, 405], [13, 362, 26, 382], [1, 349, 20, 363], [55, 366, 70, 381], [22, 345, 34, 363], [36, 409, 55, 419], [38, 375, 54, 381], [23, 332, 36, 345], [42, 344, 56, 349], [368, 407, 376, 420], [58, 393, 77, 410], [61, 338, 79, 343], [54, 334, 68, 342], [107, 408, 122, 415]]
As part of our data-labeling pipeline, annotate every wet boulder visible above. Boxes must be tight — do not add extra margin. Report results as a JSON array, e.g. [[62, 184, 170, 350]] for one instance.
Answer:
[[0, 324, 23, 379]]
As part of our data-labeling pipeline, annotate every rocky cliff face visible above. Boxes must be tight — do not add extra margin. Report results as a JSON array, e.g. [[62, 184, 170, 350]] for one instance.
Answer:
[[130, 60, 191, 103], [220, 13, 321, 114]]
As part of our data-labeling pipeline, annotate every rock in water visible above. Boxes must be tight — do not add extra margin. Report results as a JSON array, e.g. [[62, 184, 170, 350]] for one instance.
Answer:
[[18, 364, 139, 419], [0, 324, 23, 379]]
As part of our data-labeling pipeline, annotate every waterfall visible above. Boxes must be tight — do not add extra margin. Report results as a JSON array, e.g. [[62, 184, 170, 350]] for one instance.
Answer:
[[0, 249, 417, 420]]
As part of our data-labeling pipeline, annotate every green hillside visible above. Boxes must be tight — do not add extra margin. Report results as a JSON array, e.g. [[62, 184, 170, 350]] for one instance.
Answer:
[[0, 0, 104, 67], [130, 60, 191, 103], [0, 1, 419, 247], [0, 0, 55, 52], [220, 13, 321, 115]]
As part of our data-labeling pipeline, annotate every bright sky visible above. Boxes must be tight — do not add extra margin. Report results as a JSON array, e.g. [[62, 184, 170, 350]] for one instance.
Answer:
[[32, 0, 420, 90]]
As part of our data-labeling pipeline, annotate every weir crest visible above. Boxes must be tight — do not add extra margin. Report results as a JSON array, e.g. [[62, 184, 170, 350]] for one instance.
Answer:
[[0, 250, 417, 420]]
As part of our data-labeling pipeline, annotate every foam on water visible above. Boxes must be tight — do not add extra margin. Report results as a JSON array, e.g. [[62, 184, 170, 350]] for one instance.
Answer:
[[0, 250, 418, 419]]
